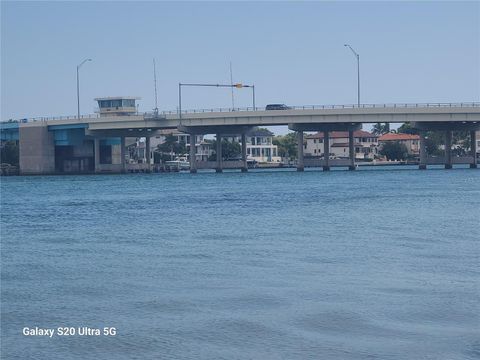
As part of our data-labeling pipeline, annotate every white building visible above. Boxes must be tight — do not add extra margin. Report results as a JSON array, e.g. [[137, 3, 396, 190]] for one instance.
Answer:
[[305, 130, 378, 160], [223, 128, 281, 163], [245, 128, 281, 163]]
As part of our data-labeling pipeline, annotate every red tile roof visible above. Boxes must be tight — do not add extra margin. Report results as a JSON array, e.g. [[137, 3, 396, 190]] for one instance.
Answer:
[[305, 130, 376, 139], [378, 133, 420, 141]]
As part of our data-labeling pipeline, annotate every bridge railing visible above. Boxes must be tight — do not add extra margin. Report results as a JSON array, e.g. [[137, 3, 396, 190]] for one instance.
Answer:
[[2, 113, 100, 124], [174, 102, 480, 115], [3, 102, 479, 123]]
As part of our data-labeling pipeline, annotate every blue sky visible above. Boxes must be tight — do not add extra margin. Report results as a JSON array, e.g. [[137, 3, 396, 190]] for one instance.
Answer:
[[2, 1, 479, 124]]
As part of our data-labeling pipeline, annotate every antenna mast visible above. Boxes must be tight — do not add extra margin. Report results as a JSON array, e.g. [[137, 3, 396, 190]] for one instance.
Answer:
[[153, 58, 158, 115]]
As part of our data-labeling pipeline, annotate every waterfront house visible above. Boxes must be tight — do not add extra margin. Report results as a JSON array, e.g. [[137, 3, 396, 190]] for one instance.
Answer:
[[378, 133, 420, 155], [245, 128, 281, 163], [304, 130, 378, 160], [223, 128, 281, 163]]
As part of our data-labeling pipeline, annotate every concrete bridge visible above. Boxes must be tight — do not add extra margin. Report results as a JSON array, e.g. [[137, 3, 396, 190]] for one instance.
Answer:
[[2, 101, 479, 174]]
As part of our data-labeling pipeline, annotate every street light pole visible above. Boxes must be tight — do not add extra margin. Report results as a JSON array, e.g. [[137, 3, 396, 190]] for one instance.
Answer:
[[344, 44, 360, 106], [178, 83, 182, 119], [252, 85, 255, 111], [77, 58, 92, 120]]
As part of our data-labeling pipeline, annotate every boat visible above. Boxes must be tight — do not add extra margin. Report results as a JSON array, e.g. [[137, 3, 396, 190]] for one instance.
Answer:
[[165, 156, 190, 170]]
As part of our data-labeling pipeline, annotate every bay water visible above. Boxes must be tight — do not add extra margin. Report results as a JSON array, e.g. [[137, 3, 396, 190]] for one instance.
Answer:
[[1, 167, 479, 359]]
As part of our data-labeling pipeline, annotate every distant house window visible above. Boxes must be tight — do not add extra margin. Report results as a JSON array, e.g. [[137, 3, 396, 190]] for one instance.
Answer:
[[314, 139, 317, 144]]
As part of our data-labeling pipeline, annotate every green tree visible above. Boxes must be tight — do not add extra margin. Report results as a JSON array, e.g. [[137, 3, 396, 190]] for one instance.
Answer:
[[453, 130, 470, 155], [396, 123, 470, 156], [397, 122, 418, 135], [0, 141, 19, 166], [208, 139, 241, 160], [380, 141, 408, 161], [372, 123, 389, 135], [273, 132, 298, 160], [156, 134, 186, 159]]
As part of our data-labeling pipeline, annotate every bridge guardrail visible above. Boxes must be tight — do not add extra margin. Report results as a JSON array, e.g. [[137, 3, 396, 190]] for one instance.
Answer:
[[3, 102, 479, 124], [175, 102, 480, 115]]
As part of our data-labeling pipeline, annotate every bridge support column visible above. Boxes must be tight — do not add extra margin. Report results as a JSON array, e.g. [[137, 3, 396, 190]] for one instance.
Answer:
[[419, 131, 427, 170], [94, 138, 100, 173], [323, 131, 330, 171], [241, 133, 248, 172], [297, 131, 304, 172], [470, 130, 477, 168], [445, 130, 452, 169], [120, 137, 126, 173], [348, 130, 355, 170], [145, 136, 151, 172], [216, 134, 223, 173], [189, 134, 197, 173]]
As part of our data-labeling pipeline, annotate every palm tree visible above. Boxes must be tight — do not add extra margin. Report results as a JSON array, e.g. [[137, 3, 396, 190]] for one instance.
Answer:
[[372, 123, 389, 135]]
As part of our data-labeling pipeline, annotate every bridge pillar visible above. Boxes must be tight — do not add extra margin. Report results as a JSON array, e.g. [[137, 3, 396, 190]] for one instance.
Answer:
[[323, 131, 330, 171], [216, 134, 223, 173], [470, 131, 478, 168], [145, 136, 151, 172], [297, 131, 304, 172], [94, 138, 100, 173], [120, 137, 126, 173], [348, 130, 355, 170], [419, 131, 427, 170], [241, 133, 248, 172], [445, 130, 452, 169], [189, 134, 197, 173]]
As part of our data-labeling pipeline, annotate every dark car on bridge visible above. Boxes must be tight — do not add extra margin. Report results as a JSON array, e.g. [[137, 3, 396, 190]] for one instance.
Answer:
[[265, 104, 292, 110]]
